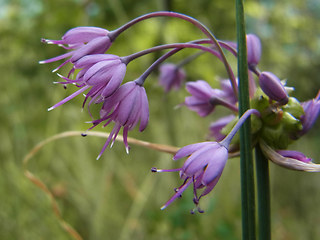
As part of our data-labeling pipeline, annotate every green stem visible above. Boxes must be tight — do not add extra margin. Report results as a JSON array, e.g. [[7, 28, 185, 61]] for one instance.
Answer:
[[236, 0, 256, 239], [255, 145, 271, 240]]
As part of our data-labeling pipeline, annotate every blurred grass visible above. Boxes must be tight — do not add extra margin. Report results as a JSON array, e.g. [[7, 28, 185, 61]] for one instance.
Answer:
[[1, 0, 320, 239]]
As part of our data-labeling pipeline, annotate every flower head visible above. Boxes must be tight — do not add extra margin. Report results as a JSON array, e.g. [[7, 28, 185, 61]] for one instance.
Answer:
[[154, 141, 228, 212], [40, 27, 112, 72], [48, 54, 126, 111], [185, 80, 237, 117], [91, 81, 149, 159], [259, 71, 289, 105], [158, 63, 186, 92]]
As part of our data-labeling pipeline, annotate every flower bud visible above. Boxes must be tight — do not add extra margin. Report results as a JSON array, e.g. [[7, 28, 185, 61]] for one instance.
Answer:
[[246, 34, 261, 67], [259, 72, 289, 105]]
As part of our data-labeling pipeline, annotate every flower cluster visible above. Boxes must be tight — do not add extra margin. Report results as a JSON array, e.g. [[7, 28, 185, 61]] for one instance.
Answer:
[[40, 11, 320, 212]]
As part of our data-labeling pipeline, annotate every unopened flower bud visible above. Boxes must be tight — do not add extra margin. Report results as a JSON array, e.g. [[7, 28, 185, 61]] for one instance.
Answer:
[[246, 34, 261, 68], [259, 72, 289, 105]]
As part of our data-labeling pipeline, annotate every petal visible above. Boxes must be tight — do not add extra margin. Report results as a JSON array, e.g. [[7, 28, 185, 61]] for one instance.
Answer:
[[70, 36, 111, 62], [160, 178, 193, 210], [138, 86, 149, 131], [183, 144, 222, 176], [186, 80, 213, 99], [114, 88, 138, 125], [63, 27, 109, 44], [200, 172, 222, 197], [201, 146, 228, 185], [74, 54, 119, 69], [100, 63, 126, 98], [84, 61, 119, 85], [173, 142, 212, 160]]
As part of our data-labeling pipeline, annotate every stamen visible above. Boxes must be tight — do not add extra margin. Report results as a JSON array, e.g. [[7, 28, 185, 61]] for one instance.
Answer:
[[150, 168, 182, 173]]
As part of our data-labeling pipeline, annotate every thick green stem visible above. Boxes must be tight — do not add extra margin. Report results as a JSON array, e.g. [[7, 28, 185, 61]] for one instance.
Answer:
[[255, 145, 271, 240], [236, 0, 256, 239]]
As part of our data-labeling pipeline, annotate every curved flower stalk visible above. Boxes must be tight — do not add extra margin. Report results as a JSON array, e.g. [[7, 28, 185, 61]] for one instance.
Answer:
[[89, 81, 149, 159], [152, 109, 260, 211]]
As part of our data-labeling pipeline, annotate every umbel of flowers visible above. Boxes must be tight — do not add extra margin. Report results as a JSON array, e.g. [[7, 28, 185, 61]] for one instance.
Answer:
[[40, 11, 320, 212]]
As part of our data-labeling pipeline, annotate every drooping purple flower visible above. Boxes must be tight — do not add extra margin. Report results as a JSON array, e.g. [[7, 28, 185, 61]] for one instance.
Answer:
[[158, 63, 186, 92], [153, 141, 228, 212], [276, 150, 312, 163], [209, 115, 236, 141], [152, 109, 260, 211], [259, 71, 289, 105], [90, 81, 149, 159], [298, 91, 320, 136], [185, 80, 238, 117], [246, 34, 262, 68], [48, 54, 126, 111], [40, 27, 112, 72]]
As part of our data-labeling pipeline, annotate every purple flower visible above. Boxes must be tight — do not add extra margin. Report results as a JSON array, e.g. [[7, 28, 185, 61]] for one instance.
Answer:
[[40, 27, 112, 71], [185, 80, 237, 117], [48, 54, 126, 111], [299, 91, 320, 136], [276, 150, 312, 163], [209, 115, 236, 141], [259, 71, 289, 105], [220, 79, 238, 104], [246, 34, 262, 68], [153, 141, 228, 212], [90, 81, 149, 159], [158, 63, 186, 92]]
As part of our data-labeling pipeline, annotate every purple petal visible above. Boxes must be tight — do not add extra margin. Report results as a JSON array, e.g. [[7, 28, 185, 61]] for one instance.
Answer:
[[48, 85, 90, 111], [200, 172, 222, 197], [186, 80, 214, 100], [70, 36, 111, 62], [115, 88, 138, 125], [139, 87, 149, 131], [39, 52, 73, 64], [173, 142, 211, 160], [84, 61, 119, 85], [63, 27, 109, 44], [201, 146, 228, 185], [100, 64, 126, 98], [74, 54, 119, 68], [183, 144, 223, 176], [276, 150, 312, 163], [160, 178, 193, 210]]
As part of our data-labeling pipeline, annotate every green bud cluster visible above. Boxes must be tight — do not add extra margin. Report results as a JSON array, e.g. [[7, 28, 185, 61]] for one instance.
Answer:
[[251, 88, 304, 149]]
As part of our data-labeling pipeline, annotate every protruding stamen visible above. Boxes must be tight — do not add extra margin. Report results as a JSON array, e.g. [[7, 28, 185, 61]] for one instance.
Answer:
[[150, 168, 182, 173]]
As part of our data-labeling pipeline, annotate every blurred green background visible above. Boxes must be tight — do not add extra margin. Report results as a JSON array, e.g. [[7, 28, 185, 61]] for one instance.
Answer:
[[1, 0, 320, 239]]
